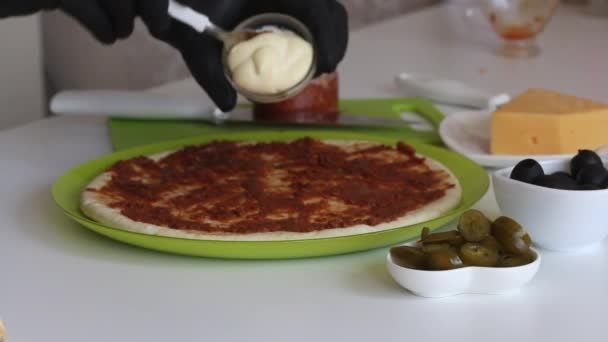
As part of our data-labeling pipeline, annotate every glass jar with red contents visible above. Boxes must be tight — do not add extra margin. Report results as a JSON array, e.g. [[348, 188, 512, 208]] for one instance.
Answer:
[[253, 72, 339, 124]]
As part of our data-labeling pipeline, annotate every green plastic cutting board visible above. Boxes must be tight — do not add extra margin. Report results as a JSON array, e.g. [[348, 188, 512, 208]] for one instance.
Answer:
[[53, 130, 489, 259], [108, 97, 445, 151]]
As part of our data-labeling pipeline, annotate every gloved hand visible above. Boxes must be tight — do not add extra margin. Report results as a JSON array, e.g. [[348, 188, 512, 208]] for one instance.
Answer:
[[0, 1, 139, 44], [148, 0, 348, 112], [0, 0, 348, 112]]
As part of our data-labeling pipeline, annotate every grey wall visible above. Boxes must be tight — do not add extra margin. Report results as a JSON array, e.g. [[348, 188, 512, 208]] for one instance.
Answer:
[[344, 0, 440, 28], [41, 0, 440, 94], [0, 15, 44, 130]]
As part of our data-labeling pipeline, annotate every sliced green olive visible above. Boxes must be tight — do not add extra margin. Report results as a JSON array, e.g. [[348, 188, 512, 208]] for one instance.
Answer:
[[497, 251, 536, 267], [480, 236, 503, 253], [459, 243, 499, 267], [428, 249, 465, 270], [420, 227, 431, 240], [390, 246, 427, 269], [422, 243, 453, 254], [448, 235, 464, 247], [421, 230, 463, 245], [458, 209, 491, 242], [492, 216, 532, 255], [395, 211, 535, 271]]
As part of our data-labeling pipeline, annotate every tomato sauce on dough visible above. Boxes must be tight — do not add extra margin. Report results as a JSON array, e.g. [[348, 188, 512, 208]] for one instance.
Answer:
[[88, 138, 455, 234]]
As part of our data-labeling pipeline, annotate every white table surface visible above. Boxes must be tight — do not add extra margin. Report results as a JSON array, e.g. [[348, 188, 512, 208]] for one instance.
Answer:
[[2, 3, 608, 342]]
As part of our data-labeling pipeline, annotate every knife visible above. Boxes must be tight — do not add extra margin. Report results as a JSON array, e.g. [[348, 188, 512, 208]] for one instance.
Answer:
[[50, 90, 429, 127], [395, 73, 511, 110]]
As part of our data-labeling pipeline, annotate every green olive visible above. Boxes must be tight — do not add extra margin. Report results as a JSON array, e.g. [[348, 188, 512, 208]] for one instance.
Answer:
[[420, 227, 431, 239], [390, 246, 427, 269], [458, 209, 491, 242], [492, 216, 532, 255], [428, 249, 465, 270], [480, 236, 502, 253], [459, 243, 499, 267], [420, 227, 431, 240], [421, 230, 463, 245], [449, 235, 464, 247], [422, 243, 453, 254], [497, 251, 536, 267]]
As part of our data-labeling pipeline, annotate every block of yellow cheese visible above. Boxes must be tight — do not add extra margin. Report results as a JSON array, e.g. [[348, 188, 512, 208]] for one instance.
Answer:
[[491, 88, 608, 155]]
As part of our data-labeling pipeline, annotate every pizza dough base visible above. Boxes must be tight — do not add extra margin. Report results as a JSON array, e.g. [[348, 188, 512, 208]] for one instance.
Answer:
[[81, 141, 462, 241]]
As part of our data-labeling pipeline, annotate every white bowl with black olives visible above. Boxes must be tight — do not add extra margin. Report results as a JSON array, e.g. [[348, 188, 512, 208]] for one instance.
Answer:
[[493, 150, 608, 252]]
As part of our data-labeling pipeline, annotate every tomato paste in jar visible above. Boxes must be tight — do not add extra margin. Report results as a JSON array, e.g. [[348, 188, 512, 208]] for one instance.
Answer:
[[253, 72, 339, 123]]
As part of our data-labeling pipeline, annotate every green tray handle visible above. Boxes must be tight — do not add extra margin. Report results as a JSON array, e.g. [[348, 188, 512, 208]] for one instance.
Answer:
[[238, 97, 445, 128], [339, 97, 445, 129]]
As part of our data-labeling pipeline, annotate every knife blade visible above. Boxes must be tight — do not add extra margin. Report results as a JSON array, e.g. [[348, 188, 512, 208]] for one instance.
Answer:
[[50, 90, 427, 127], [395, 73, 511, 110], [218, 108, 425, 127]]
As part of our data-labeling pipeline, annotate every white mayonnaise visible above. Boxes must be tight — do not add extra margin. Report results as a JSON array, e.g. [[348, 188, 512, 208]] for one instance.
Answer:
[[227, 30, 314, 95]]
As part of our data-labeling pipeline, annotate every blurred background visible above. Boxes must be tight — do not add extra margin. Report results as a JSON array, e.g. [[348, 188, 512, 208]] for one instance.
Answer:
[[0, 0, 589, 130]]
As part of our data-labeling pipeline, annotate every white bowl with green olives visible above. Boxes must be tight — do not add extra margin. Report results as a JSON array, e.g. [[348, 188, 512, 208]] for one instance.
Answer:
[[387, 211, 540, 298], [493, 150, 608, 252]]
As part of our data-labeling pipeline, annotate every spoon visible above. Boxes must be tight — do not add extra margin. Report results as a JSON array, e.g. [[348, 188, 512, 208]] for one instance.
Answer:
[[167, 0, 249, 49]]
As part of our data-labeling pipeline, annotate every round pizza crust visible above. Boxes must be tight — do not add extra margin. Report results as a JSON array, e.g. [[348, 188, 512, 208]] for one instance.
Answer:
[[81, 140, 462, 241]]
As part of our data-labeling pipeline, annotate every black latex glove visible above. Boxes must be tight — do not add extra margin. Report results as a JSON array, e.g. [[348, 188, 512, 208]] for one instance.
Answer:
[[0, 1, 138, 44], [148, 0, 349, 112], [0, 0, 348, 112]]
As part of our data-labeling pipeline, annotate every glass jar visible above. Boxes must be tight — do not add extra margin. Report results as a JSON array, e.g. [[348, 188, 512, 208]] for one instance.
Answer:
[[252, 72, 339, 124]]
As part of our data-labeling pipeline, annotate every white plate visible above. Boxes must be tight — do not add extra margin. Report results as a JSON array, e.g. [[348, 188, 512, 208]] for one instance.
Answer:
[[439, 110, 572, 168]]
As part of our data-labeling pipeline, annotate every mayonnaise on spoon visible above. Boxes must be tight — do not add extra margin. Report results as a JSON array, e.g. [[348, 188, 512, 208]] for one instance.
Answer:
[[227, 30, 314, 95], [167, 1, 316, 102]]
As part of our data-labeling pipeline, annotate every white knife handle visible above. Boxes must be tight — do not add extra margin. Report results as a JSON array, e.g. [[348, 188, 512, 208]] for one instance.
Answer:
[[168, 0, 212, 33], [50, 90, 217, 120], [395, 73, 510, 110]]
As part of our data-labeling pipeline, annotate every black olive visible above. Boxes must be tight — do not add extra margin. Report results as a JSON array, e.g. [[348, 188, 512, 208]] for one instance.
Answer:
[[576, 165, 608, 187], [552, 171, 573, 178], [533, 174, 578, 190], [551, 171, 576, 183], [510, 159, 544, 184], [578, 184, 601, 191], [571, 150, 603, 177]]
